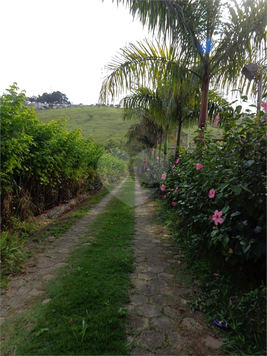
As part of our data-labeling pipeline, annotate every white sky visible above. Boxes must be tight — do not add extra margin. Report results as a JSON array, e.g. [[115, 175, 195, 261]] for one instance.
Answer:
[[0, 0, 152, 104], [0, 0, 259, 109]]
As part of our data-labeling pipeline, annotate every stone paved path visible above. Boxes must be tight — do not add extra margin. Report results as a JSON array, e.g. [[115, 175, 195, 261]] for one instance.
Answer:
[[1, 175, 225, 355], [0, 176, 128, 326], [126, 178, 224, 355]]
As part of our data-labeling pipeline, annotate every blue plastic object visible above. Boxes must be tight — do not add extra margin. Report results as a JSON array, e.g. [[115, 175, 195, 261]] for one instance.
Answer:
[[213, 319, 229, 328]]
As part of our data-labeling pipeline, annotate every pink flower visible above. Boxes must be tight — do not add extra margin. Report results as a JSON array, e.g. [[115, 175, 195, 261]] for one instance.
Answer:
[[209, 188, 215, 198], [189, 245, 192, 248], [211, 210, 224, 225], [171, 202, 177, 206], [147, 168, 150, 171], [195, 163, 204, 170], [174, 186, 178, 194], [160, 184, 166, 192], [161, 173, 167, 180], [163, 195, 166, 199], [172, 165, 175, 169], [156, 156, 159, 160], [261, 101, 267, 114], [215, 113, 220, 126], [213, 273, 220, 277], [176, 158, 180, 164], [178, 261, 182, 265]]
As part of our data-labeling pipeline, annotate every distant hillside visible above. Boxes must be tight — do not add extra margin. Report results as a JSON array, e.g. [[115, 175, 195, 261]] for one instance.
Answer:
[[36, 106, 223, 148], [36, 106, 133, 145]]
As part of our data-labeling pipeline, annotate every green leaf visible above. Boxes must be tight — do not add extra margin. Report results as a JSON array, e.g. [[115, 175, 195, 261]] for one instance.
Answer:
[[235, 105, 242, 114], [240, 184, 252, 193], [230, 211, 241, 217], [254, 226, 262, 233], [243, 244, 251, 254], [211, 230, 218, 238], [36, 328, 49, 337], [231, 186, 242, 195], [222, 236, 229, 248], [218, 183, 229, 191], [222, 206, 230, 214], [245, 160, 254, 167]]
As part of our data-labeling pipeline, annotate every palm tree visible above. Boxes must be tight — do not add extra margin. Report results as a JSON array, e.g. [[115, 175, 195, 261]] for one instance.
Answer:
[[101, 0, 266, 129], [126, 112, 164, 152], [120, 67, 201, 157], [122, 86, 173, 157]]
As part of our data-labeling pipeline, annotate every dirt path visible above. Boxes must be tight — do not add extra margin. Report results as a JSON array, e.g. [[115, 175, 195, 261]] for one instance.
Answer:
[[126, 178, 224, 355], [0, 176, 128, 326]]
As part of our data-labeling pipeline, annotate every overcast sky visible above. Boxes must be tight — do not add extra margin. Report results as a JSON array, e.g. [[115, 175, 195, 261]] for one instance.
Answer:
[[0, 0, 153, 104], [1, 0, 259, 109]]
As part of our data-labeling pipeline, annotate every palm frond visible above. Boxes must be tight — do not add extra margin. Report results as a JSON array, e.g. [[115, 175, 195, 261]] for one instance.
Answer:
[[210, 0, 267, 92], [99, 39, 190, 103]]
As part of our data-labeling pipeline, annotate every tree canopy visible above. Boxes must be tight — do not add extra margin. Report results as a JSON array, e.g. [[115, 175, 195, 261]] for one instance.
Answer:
[[27, 91, 70, 104]]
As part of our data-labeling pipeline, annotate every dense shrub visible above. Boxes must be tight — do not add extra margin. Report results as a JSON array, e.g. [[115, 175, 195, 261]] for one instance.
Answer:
[[157, 108, 266, 273], [0, 84, 107, 228], [97, 151, 128, 184]]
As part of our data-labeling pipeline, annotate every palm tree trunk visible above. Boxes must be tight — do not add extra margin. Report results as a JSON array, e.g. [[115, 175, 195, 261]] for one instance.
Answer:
[[159, 126, 164, 160], [163, 126, 169, 165], [153, 140, 158, 161], [198, 70, 210, 131], [174, 116, 183, 159]]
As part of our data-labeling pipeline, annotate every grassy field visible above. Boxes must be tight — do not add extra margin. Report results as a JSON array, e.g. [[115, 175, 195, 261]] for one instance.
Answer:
[[36, 106, 133, 145], [36, 106, 224, 148]]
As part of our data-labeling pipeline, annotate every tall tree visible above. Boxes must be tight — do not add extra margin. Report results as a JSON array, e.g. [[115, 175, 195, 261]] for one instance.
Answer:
[[122, 87, 167, 154], [102, 0, 266, 129], [121, 71, 200, 157]]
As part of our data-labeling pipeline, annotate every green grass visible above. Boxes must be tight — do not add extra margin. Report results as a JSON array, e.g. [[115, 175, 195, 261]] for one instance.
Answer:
[[36, 106, 132, 144], [1, 176, 136, 355], [36, 106, 224, 149]]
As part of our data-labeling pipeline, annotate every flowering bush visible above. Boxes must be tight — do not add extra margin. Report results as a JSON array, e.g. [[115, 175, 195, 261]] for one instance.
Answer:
[[141, 156, 166, 186], [161, 109, 266, 270]]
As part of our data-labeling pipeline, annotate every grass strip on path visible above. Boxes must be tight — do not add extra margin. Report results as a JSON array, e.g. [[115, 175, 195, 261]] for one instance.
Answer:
[[2, 176, 135, 355], [1, 187, 111, 288]]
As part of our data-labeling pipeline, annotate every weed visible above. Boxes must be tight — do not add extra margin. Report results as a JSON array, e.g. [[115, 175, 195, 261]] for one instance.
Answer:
[[1, 231, 26, 285]]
